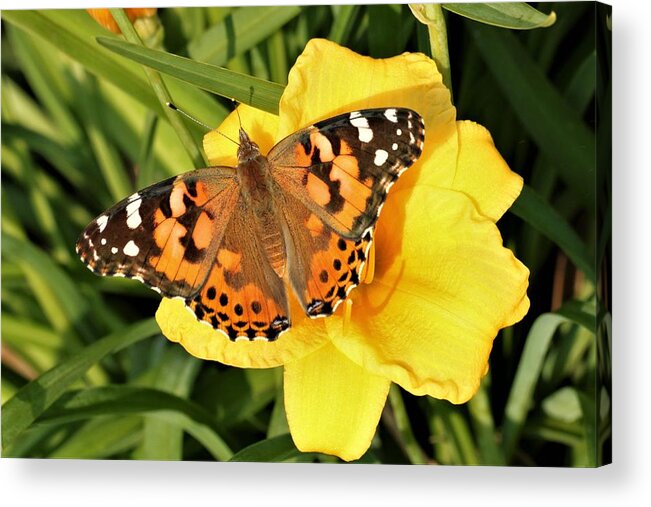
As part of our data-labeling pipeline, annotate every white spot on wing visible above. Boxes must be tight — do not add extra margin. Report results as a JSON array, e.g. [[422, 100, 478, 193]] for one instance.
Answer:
[[350, 113, 373, 143], [374, 149, 389, 166], [396, 128, 402, 136], [127, 192, 140, 202], [123, 240, 139, 257], [96, 215, 108, 233], [101, 238, 107, 245], [392, 143, 398, 150], [126, 198, 142, 229], [111, 247, 118, 254], [384, 108, 398, 123]]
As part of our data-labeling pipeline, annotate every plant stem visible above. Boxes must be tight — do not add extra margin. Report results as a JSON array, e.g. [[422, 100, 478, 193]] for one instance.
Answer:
[[388, 385, 429, 464], [409, 4, 453, 97], [110, 8, 207, 168]]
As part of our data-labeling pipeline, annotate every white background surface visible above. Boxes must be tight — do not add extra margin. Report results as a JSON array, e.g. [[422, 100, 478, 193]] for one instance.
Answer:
[[1, 0, 649, 505]]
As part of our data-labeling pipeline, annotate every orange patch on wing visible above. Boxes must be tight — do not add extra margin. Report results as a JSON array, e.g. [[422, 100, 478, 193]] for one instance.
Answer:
[[153, 217, 175, 247], [173, 258, 203, 288], [305, 213, 324, 236], [152, 222, 188, 280], [332, 154, 362, 181], [217, 248, 242, 272], [306, 173, 331, 206], [193, 181, 210, 205], [330, 170, 371, 212], [192, 212, 213, 250], [332, 202, 360, 230]]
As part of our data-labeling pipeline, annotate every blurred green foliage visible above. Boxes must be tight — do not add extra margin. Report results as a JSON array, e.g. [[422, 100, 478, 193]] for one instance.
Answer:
[[1, 3, 610, 466]]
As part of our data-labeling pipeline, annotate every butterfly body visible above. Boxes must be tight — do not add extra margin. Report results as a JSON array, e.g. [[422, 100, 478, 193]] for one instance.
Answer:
[[77, 108, 425, 341]]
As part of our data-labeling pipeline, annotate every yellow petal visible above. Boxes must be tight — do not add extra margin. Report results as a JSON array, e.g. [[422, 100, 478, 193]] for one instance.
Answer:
[[450, 121, 524, 221], [327, 187, 530, 403], [278, 39, 458, 192], [203, 104, 279, 166], [284, 341, 390, 461], [156, 297, 330, 369]]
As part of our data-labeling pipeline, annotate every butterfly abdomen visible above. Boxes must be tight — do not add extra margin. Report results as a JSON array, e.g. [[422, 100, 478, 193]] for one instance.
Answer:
[[238, 139, 288, 278]]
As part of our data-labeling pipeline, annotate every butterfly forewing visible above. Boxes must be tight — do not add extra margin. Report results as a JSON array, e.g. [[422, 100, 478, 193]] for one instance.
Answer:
[[267, 108, 425, 239], [76, 168, 238, 298]]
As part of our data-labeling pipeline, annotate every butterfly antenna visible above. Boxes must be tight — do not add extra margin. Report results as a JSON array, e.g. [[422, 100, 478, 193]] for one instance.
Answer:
[[230, 98, 243, 129], [166, 102, 239, 147]]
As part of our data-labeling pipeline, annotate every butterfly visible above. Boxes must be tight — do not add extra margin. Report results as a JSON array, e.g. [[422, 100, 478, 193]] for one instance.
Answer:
[[77, 108, 425, 341]]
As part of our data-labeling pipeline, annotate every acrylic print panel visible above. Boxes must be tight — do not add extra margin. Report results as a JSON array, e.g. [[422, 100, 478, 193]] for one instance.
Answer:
[[1, 2, 611, 466]]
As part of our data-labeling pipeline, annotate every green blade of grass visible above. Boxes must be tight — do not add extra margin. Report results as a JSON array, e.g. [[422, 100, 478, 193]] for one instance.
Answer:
[[1, 318, 159, 450], [48, 416, 143, 459], [133, 346, 201, 460], [1, 10, 159, 111], [6, 25, 82, 143], [77, 76, 134, 201], [429, 399, 480, 465], [97, 37, 285, 114], [136, 112, 159, 187], [229, 434, 308, 462], [388, 385, 429, 464], [38, 384, 233, 461], [3, 234, 91, 344], [266, 30, 289, 85], [111, 8, 206, 168], [442, 2, 556, 29], [188, 5, 301, 65], [467, 22, 596, 206], [466, 378, 506, 465], [329, 4, 362, 45], [510, 185, 596, 283], [502, 312, 578, 460], [1, 10, 227, 134]]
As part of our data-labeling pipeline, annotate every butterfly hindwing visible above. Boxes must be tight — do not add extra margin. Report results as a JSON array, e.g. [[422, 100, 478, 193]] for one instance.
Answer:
[[185, 195, 290, 341], [267, 108, 425, 239], [279, 190, 372, 318], [76, 168, 239, 298]]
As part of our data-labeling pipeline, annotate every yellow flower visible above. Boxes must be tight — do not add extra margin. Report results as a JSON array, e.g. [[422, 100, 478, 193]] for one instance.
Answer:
[[87, 8, 157, 34], [156, 39, 530, 461]]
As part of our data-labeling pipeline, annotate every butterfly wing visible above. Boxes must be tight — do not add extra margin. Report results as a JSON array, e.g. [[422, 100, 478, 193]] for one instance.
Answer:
[[268, 108, 424, 317], [278, 190, 373, 317], [76, 168, 239, 298], [184, 194, 290, 341], [267, 108, 425, 239]]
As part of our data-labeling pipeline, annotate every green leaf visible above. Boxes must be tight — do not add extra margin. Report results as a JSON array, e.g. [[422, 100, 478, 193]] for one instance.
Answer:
[[502, 312, 579, 459], [49, 416, 142, 459], [39, 384, 232, 461], [188, 6, 301, 65], [3, 234, 91, 344], [542, 387, 582, 423], [510, 185, 596, 283], [328, 5, 362, 45], [442, 2, 556, 30], [1, 318, 159, 450], [111, 8, 207, 168], [97, 37, 285, 114], [467, 23, 596, 206], [467, 377, 506, 465], [229, 434, 309, 462], [1, 10, 159, 112], [1, 10, 227, 133], [133, 346, 201, 460]]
